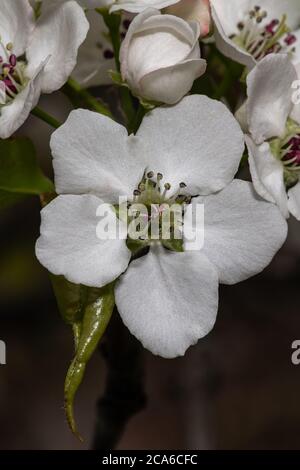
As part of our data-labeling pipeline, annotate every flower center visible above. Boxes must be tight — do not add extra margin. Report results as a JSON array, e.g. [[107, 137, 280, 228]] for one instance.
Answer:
[[270, 119, 300, 188], [124, 170, 191, 253], [230, 6, 297, 61], [0, 39, 27, 106]]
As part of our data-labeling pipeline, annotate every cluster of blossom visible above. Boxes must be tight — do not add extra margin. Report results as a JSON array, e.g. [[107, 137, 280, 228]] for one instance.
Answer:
[[2, 0, 300, 361]]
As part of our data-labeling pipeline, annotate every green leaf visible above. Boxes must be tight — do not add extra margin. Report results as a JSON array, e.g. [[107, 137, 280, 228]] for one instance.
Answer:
[[0, 138, 54, 195], [61, 283, 115, 439]]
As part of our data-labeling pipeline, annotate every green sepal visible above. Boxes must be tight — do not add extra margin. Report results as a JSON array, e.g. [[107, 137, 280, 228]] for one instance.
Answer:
[[50, 276, 85, 326], [64, 283, 115, 439], [139, 98, 160, 111], [162, 238, 184, 253], [109, 70, 129, 88]]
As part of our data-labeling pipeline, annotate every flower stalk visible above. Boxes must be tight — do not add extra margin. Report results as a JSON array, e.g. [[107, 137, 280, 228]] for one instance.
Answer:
[[31, 107, 62, 129]]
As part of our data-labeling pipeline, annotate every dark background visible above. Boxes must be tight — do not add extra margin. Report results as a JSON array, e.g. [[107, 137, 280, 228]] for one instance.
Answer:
[[1, 92, 300, 450]]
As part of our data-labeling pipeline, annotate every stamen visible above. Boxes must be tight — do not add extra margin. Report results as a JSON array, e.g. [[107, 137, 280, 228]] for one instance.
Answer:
[[271, 121, 300, 188], [0, 40, 26, 105], [231, 8, 297, 61]]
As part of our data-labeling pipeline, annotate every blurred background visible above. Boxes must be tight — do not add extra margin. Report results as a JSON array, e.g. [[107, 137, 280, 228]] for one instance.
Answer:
[[1, 90, 300, 450]]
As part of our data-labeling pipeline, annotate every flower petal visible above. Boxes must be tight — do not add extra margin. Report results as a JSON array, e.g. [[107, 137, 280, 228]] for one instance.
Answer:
[[0, 62, 45, 139], [139, 58, 206, 104], [259, 0, 300, 31], [0, 0, 34, 57], [115, 246, 219, 358], [211, 0, 256, 69], [26, 1, 89, 93], [187, 179, 287, 285], [246, 135, 289, 218], [291, 62, 300, 125], [288, 181, 300, 220], [246, 54, 297, 143], [110, 0, 180, 14], [71, 10, 114, 87], [51, 109, 141, 203], [291, 29, 300, 65], [134, 94, 244, 196], [36, 194, 131, 287]]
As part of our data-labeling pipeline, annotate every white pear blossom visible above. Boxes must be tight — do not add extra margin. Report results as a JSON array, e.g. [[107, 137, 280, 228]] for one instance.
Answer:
[[35, 95, 287, 358], [165, 0, 212, 38], [237, 53, 300, 220], [211, 0, 300, 69], [120, 9, 206, 104], [0, 0, 88, 139]]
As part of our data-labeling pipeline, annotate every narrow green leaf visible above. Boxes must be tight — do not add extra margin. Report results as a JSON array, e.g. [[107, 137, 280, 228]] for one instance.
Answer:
[[0, 138, 54, 195], [64, 284, 115, 439]]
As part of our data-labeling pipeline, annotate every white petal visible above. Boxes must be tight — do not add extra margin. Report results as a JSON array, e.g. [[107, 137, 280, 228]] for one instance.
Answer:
[[210, 0, 250, 36], [187, 179, 287, 285], [246, 54, 297, 143], [165, 0, 212, 38], [115, 246, 219, 358], [26, 1, 89, 93], [0, 62, 45, 139], [71, 10, 114, 87], [36, 194, 131, 287], [51, 109, 142, 202], [139, 58, 206, 104], [211, 0, 256, 69], [291, 29, 300, 65], [288, 182, 300, 220], [246, 135, 289, 218], [259, 0, 300, 31], [134, 94, 245, 195], [0, 0, 34, 57], [110, 0, 180, 13], [291, 62, 300, 125]]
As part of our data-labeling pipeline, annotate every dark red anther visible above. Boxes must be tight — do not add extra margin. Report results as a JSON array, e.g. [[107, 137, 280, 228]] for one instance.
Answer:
[[3, 77, 17, 94], [9, 54, 17, 67], [265, 19, 279, 34], [285, 33, 297, 46]]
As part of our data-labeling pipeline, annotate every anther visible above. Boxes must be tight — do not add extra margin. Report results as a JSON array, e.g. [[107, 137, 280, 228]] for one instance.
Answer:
[[179, 182, 187, 188], [9, 54, 16, 67], [147, 171, 154, 179]]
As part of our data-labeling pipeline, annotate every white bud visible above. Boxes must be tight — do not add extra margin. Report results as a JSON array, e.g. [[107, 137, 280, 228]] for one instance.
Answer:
[[120, 9, 206, 104]]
